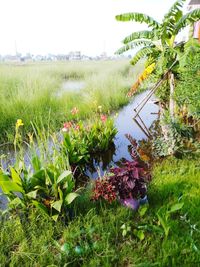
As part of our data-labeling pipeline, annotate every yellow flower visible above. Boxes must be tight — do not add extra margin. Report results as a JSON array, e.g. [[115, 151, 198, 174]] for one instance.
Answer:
[[28, 132, 33, 143], [98, 105, 102, 112], [16, 119, 24, 128]]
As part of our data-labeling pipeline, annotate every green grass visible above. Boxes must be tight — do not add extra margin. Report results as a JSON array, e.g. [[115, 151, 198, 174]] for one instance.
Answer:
[[0, 60, 143, 143], [1, 155, 200, 266]]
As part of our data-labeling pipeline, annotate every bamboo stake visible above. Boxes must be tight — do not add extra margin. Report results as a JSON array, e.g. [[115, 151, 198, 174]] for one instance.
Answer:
[[133, 87, 155, 112], [133, 117, 150, 138], [133, 60, 178, 118], [137, 114, 151, 136]]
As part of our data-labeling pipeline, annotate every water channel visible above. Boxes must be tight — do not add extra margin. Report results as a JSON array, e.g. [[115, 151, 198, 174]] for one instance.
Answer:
[[85, 90, 159, 178]]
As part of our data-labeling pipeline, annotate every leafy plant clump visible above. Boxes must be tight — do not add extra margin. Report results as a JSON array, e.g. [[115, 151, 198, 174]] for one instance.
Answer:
[[109, 160, 150, 200], [0, 119, 79, 221], [62, 111, 117, 166], [0, 157, 78, 221], [153, 114, 195, 157]]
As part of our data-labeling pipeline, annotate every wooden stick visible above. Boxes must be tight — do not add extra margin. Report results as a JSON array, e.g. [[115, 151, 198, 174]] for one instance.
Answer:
[[133, 117, 150, 138], [133, 87, 155, 112], [137, 114, 151, 136], [133, 60, 178, 117]]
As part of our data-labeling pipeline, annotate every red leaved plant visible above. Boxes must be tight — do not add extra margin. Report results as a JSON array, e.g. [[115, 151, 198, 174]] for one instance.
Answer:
[[108, 160, 150, 200], [91, 134, 151, 204], [91, 177, 117, 203]]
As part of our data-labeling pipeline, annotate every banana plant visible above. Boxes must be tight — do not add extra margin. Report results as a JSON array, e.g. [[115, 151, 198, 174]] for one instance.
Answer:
[[0, 156, 79, 221], [116, 0, 200, 117]]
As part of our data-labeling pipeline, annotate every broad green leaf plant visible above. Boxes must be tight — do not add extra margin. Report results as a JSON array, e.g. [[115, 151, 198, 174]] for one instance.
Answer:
[[0, 120, 79, 221], [0, 158, 78, 221]]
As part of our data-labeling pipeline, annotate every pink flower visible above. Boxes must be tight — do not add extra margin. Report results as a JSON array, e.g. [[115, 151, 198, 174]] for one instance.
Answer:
[[100, 114, 107, 123], [75, 124, 80, 131], [63, 121, 72, 131], [71, 107, 79, 115]]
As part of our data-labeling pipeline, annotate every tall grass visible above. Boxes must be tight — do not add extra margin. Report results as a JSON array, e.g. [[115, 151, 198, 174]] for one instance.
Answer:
[[0, 60, 143, 143]]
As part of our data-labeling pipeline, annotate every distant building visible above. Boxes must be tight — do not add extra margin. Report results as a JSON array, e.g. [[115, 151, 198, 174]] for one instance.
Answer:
[[188, 0, 200, 41], [188, 0, 200, 9], [68, 51, 81, 60], [3, 54, 21, 62], [56, 54, 68, 61], [100, 51, 108, 60]]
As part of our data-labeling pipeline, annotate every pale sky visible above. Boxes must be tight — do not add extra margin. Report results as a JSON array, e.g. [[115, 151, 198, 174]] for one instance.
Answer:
[[0, 0, 190, 56]]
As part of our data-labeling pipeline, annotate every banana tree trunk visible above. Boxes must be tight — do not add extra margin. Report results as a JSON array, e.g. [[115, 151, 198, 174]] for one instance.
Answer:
[[169, 71, 175, 119]]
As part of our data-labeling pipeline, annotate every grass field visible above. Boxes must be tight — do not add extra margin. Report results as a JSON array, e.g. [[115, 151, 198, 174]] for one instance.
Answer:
[[0, 155, 200, 266], [0, 60, 143, 143], [1, 52, 200, 267]]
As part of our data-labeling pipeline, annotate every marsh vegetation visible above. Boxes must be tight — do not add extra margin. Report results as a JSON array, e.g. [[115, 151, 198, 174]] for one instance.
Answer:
[[0, 60, 142, 143]]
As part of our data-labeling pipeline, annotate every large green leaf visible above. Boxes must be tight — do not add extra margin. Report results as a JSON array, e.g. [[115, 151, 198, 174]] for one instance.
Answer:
[[116, 12, 160, 29], [65, 192, 79, 205], [0, 171, 10, 182], [51, 200, 63, 212], [164, 0, 186, 20], [0, 181, 23, 193], [26, 190, 38, 199], [130, 47, 159, 66], [116, 40, 155, 55], [52, 214, 59, 222], [122, 30, 156, 44], [0, 171, 23, 193], [57, 170, 72, 184], [31, 155, 41, 172], [63, 178, 75, 194], [175, 8, 200, 34], [30, 169, 46, 187], [46, 168, 55, 185], [168, 202, 184, 213], [63, 133, 72, 148], [10, 167, 22, 186]]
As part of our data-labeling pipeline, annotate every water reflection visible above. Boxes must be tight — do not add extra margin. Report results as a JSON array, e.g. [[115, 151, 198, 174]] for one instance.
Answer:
[[85, 143, 116, 178], [85, 90, 159, 178]]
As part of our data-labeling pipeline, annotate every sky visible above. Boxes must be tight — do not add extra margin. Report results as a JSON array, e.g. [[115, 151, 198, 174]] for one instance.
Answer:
[[0, 0, 190, 56]]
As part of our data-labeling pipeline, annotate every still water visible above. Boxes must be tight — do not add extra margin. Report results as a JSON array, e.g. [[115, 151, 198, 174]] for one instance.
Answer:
[[85, 90, 159, 178], [57, 80, 85, 97]]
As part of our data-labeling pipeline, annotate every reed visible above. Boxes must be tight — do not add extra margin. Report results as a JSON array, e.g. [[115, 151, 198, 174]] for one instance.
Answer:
[[0, 60, 143, 143]]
